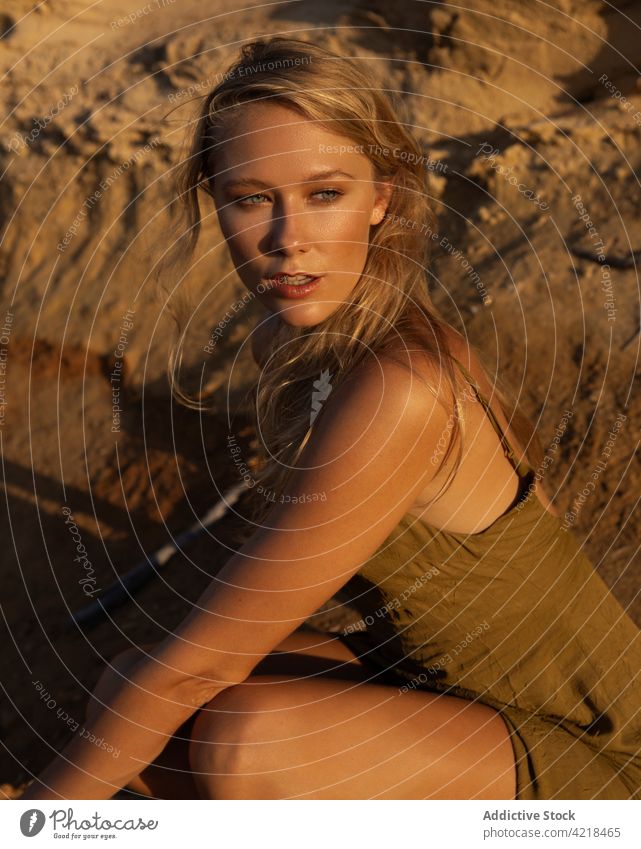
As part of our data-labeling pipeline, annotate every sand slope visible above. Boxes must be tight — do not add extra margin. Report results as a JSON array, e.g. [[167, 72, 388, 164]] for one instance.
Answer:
[[1, 0, 640, 794]]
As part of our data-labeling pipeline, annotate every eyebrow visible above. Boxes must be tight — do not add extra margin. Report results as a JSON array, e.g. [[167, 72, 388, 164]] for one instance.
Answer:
[[221, 168, 356, 191]]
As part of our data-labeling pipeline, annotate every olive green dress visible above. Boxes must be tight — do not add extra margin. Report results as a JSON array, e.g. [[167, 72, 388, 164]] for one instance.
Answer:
[[335, 359, 641, 800]]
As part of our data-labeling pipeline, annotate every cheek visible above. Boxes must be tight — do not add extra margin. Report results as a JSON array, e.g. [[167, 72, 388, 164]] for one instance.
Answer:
[[321, 209, 372, 261], [218, 210, 244, 244], [218, 215, 261, 263]]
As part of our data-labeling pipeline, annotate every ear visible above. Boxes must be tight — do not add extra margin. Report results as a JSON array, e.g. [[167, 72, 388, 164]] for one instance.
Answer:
[[369, 179, 395, 226]]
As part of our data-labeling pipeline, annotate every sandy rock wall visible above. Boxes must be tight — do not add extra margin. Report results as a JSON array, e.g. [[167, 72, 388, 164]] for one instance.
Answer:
[[1, 0, 640, 792]]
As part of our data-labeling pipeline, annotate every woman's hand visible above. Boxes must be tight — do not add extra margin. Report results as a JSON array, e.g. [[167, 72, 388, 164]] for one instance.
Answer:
[[19, 642, 232, 800], [2, 781, 31, 799], [20, 646, 149, 800]]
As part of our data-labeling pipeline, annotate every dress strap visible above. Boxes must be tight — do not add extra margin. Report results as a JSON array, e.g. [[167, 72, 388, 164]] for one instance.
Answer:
[[451, 357, 533, 477]]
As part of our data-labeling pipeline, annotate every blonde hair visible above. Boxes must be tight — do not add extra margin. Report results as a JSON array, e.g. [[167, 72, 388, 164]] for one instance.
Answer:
[[157, 36, 543, 526]]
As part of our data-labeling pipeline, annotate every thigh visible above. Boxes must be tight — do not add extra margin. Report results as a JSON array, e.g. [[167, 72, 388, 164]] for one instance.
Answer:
[[89, 628, 369, 798], [190, 673, 517, 800]]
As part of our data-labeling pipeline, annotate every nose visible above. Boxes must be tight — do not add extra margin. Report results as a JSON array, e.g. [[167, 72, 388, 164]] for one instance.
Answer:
[[267, 197, 311, 256]]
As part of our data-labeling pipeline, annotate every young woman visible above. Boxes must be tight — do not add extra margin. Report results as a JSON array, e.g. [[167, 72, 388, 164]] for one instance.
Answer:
[[23, 37, 641, 801]]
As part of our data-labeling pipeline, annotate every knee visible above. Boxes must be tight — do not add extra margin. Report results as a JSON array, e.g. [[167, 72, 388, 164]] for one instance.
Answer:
[[187, 682, 282, 799]]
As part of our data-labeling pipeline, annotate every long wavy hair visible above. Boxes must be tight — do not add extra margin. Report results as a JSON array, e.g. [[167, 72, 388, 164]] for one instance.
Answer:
[[156, 35, 544, 527]]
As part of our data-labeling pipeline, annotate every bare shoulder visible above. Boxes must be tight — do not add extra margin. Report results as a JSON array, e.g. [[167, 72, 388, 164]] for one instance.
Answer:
[[299, 347, 455, 506], [326, 346, 451, 431], [253, 346, 456, 555]]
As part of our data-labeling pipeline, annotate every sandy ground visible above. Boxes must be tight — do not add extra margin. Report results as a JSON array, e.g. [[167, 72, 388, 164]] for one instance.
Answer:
[[1, 0, 640, 795]]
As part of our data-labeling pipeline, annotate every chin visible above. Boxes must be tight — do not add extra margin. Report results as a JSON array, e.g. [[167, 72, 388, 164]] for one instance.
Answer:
[[272, 302, 341, 328]]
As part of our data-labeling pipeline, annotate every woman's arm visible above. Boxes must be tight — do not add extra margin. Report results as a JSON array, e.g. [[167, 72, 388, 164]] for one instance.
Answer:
[[20, 651, 235, 800], [23, 354, 446, 800]]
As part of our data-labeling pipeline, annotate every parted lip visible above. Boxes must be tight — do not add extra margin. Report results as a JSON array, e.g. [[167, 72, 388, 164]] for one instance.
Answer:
[[264, 271, 321, 279]]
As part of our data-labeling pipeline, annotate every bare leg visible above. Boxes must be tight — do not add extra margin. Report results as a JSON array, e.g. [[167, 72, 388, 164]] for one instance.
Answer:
[[188, 673, 517, 799], [84, 628, 368, 799]]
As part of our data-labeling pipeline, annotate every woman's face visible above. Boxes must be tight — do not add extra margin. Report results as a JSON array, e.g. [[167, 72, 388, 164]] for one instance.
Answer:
[[211, 102, 393, 327]]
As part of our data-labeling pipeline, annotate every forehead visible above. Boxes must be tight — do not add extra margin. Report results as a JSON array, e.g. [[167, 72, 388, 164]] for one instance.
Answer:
[[215, 101, 373, 181]]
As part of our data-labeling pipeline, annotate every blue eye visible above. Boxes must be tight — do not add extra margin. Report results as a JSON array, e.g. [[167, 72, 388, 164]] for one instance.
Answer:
[[315, 189, 343, 202], [238, 193, 267, 205], [235, 189, 344, 206]]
